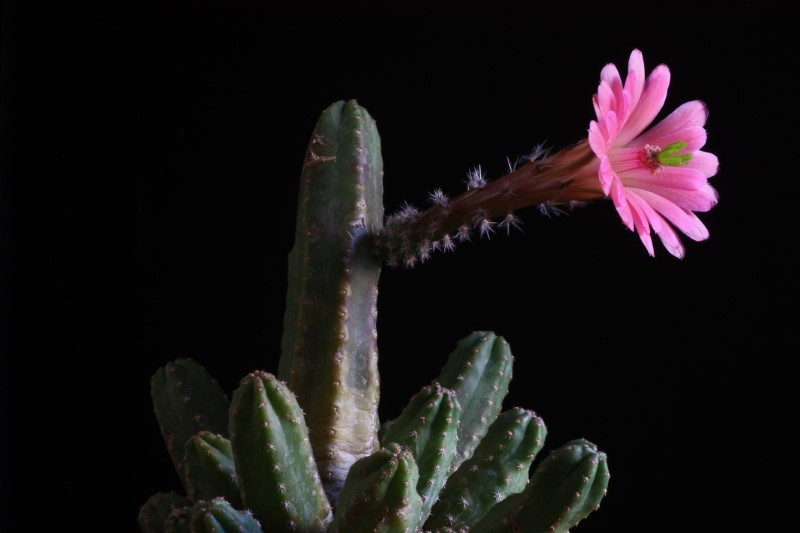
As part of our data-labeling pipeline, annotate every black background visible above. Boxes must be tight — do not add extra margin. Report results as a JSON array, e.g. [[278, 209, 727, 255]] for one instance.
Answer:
[[2, 4, 796, 532]]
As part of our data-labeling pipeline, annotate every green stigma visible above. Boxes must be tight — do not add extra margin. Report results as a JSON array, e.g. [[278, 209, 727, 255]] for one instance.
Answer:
[[655, 141, 693, 166]]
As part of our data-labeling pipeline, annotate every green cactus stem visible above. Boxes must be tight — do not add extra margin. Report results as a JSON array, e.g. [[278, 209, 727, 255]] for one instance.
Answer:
[[184, 432, 242, 508], [329, 443, 423, 533], [471, 439, 610, 533], [434, 331, 513, 470], [151, 358, 229, 490], [138, 492, 192, 533], [380, 382, 461, 521], [278, 99, 384, 503], [426, 408, 547, 530], [190, 498, 263, 533], [229, 370, 332, 532]]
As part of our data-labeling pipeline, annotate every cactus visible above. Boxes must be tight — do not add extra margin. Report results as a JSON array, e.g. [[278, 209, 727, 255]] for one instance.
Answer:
[[229, 371, 332, 532], [138, 492, 192, 533], [141, 99, 623, 533], [425, 408, 547, 531], [329, 444, 423, 533], [471, 439, 610, 533], [184, 432, 242, 508], [278, 100, 384, 503], [379, 382, 461, 520], [434, 332, 514, 470], [164, 506, 193, 533], [151, 358, 229, 490], [190, 498, 263, 533]]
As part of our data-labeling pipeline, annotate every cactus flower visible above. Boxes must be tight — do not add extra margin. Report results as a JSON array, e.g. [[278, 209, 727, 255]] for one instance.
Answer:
[[588, 49, 719, 258], [376, 49, 718, 263]]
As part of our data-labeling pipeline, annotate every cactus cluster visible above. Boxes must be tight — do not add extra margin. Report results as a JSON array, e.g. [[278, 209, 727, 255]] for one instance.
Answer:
[[140, 101, 609, 532]]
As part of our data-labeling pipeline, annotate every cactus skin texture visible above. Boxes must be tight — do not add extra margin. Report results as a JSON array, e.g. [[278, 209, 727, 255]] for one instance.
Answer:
[[164, 506, 193, 533], [229, 370, 332, 532], [471, 439, 610, 533], [329, 443, 423, 533], [138, 492, 192, 533], [151, 358, 230, 490], [426, 408, 547, 531], [278, 99, 384, 503], [434, 332, 513, 471], [184, 432, 242, 508], [380, 383, 461, 521], [190, 498, 263, 533]]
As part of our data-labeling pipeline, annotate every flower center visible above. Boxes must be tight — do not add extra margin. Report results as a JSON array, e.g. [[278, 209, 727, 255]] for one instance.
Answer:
[[639, 141, 693, 173]]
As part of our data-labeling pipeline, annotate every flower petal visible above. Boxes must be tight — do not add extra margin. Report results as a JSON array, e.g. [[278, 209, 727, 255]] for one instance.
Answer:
[[623, 165, 713, 191], [600, 62, 622, 91], [588, 120, 608, 156], [616, 64, 671, 146], [625, 49, 645, 110], [627, 194, 654, 256], [635, 101, 708, 147], [630, 195, 684, 258], [633, 188, 710, 241], [598, 155, 615, 195], [595, 81, 616, 121], [689, 150, 719, 178], [610, 175, 633, 230], [654, 218, 685, 259]]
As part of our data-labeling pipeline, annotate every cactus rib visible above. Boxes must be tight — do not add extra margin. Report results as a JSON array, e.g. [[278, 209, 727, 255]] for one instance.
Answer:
[[426, 407, 547, 530], [329, 444, 423, 533], [190, 498, 263, 533], [472, 439, 610, 533], [380, 382, 461, 521], [229, 370, 331, 532], [184, 431, 242, 508], [435, 331, 514, 470]]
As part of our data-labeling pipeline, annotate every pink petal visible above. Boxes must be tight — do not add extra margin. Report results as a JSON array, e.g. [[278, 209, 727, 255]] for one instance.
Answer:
[[600, 62, 622, 90], [634, 101, 708, 147], [625, 49, 645, 109], [654, 219, 685, 259], [588, 121, 608, 156], [603, 111, 619, 144], [628, 191, 664, 234], [689, 150, 719, 178], [633, 188, 710, 241], [598, 156, 615, 195], [623, 165, 713, 191], [616, 64, 671, 146], [627, 195, 654, 256], [630, 195, 684, 258], [610, 175, 633, 230], [596, 81, 616, 121], [629, 183, 718, 212]]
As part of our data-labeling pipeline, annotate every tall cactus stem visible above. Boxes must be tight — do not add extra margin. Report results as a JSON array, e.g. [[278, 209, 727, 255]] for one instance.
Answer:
[[278, 100, 384, 503]]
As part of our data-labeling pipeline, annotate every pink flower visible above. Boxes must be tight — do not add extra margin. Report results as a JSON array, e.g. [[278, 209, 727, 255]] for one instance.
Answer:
[[588, 49, 719, 258]]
